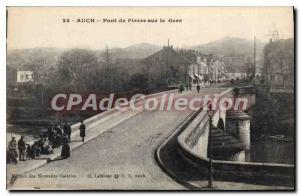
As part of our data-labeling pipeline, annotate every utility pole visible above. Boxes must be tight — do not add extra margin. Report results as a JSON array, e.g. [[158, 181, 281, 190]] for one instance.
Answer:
[[105, 45, 112, 91], [207, 104, 214, 189], [105, 45, 111, 67], [198, 57, 201, 84], [41, 59, 46, 106], [253, 36, 256, 78], [166, 39, 170, 84]]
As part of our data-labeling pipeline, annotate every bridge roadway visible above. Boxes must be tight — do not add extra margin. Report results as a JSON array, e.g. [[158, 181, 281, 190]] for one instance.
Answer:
[[11, 89, 223, 190]]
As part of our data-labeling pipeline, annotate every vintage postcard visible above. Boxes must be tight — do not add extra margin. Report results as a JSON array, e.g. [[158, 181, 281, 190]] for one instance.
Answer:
[[6, 7, 295, 190]]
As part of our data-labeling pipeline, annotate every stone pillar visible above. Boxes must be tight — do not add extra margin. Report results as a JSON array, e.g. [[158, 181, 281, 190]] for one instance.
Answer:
[[226, 110, 251, 152]]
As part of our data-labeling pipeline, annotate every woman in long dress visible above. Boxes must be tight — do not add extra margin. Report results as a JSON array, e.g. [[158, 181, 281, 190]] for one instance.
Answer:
[[61, 136, 70, 159]]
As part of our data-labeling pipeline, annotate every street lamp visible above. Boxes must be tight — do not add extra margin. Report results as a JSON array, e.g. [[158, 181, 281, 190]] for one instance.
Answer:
[[207, 103, 214, 189]]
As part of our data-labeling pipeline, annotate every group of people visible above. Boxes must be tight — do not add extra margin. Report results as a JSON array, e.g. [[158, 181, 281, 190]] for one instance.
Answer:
[[179, 83, 201, 93], [7, 120, 86, 164], [230, 77, 240, 84], [7, 136, 25, 163]]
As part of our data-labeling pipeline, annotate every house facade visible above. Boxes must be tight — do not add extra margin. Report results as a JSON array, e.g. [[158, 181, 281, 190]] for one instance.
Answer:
[[17, 71, 34, 83]]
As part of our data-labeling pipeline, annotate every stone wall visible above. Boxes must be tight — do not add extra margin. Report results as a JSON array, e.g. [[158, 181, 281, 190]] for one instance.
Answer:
[[177, 87, 294, 185], [177, 88, 233, 158]]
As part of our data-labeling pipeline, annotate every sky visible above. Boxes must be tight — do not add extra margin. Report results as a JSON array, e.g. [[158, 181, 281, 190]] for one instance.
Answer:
[[7, 7, 294, 50]]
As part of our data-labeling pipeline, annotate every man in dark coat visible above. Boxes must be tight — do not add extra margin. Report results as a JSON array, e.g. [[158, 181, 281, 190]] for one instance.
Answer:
[[196, 84, 200, 93], [37, 135, 45, 153], [63, 122, 72, 141], [54, 124, 63, 136], [179, 84, 184, 93], [34, 141, 41, 157], [17, 136, 26, 161], [26, 144, 32, 159], [47, 125, 54, 144], [79, 120, 86, 143], [29, 144, 36, 159]]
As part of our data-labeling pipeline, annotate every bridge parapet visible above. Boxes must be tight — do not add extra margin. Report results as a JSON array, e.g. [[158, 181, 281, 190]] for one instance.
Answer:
[[24, 89, 179, 147], [69, 89, 179, 137]]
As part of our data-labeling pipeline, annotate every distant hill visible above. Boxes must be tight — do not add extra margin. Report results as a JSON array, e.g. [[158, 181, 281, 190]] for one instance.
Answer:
[[108, 43, 162, 60], [7, 43, 162, 70], [7, 39, 265, 72], [7, 47, 66, 70], [191, 37, 265, 58]]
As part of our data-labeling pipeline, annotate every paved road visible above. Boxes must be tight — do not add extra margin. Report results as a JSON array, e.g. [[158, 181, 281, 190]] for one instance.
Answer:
[[11, 90, 223, 190]]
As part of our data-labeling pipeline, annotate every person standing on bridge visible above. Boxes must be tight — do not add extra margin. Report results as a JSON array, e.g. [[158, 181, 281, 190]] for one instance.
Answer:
[[54, 124, 63, 136], [61, 135, 70, 159], [63, 122, 72, 142], [179, 84, 184, 93], [47, 125, 55, 145], [18, 136, 26, 161], [79, 120, 86, 143], [8, 137, 18, 163], [196, 84, 200, 93]]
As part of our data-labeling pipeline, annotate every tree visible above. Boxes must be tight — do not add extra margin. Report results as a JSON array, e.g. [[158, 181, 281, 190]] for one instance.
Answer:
[[55, 49, 99, 92], [262, 38, 294, 88], [130, 72, 149, 89]]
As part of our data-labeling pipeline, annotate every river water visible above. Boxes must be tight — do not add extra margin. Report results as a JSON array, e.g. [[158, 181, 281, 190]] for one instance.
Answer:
[[250, 137, 294, 164], [6, 124, 47, 146]]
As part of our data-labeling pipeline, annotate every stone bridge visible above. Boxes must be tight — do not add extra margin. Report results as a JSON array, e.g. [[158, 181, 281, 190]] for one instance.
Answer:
[[8, 86, 294, 190]]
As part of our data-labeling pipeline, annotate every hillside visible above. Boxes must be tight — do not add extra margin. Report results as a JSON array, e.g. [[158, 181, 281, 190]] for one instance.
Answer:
[[109, 43, 162, 59], [7, 43, 162, 70], [192, 37, 265, 58], [7, 47, 66, 70]]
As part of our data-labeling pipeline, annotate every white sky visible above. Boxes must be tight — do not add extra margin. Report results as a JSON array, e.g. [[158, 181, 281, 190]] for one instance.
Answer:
[[7, 7, 294, 50]]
